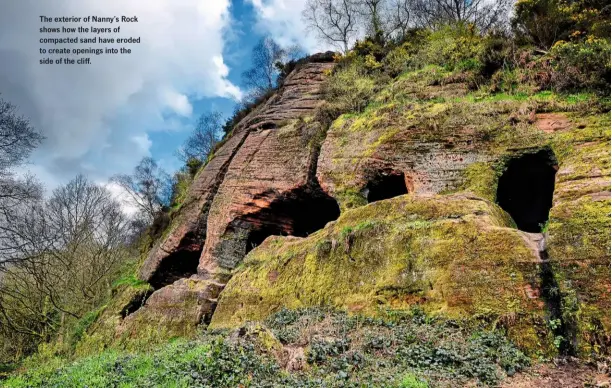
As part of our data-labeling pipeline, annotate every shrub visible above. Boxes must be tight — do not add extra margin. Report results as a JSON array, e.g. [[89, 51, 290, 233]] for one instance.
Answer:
[[512, 0, 610, 49], [413, 24, 483, 72], [478, 32, 513, 77], [382, 45, 412, 77], [548, 38, 611, 91], [382, 37, 425, 78], [512, 0, 575, 49], [322, 62, 376, 114]]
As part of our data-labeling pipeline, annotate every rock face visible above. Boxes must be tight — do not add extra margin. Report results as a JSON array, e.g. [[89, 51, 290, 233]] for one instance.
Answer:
[[125, 53, 337, 333], [119, 59, 609, 358], [211, 193, 564, 355]]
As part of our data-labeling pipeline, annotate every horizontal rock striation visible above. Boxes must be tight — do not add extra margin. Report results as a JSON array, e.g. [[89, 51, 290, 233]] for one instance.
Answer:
[[120, 56, 609, 358], [127, 53, 337, 330]]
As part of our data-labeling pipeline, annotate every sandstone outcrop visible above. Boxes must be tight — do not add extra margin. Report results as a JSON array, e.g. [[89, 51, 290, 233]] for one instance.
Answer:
[[123, 53, 337, 333], [114, 57, 609, 358]]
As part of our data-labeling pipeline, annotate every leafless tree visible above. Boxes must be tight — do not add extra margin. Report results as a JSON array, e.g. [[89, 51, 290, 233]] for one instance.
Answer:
[[0, 97, 44, 174], [412, 0, 511, 31], [303, 0, 361, 52], [387, 0, 413, 38], [241, 37, 302, 100], [0, 97, 44, 268], [111, 157, 172, 224], [0, 175, 131, 358], [178, 111, 223, 163]]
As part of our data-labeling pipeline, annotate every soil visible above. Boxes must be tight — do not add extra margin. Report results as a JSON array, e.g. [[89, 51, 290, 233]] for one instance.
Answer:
[[500, 359, 610, 388]]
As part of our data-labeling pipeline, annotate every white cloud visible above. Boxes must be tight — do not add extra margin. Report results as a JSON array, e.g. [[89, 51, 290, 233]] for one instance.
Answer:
[[104, 181, 140, 216], [248, 0, 332, 53], [131, 133, 152, 154], [163, 90, 193, 117], [0, 0, 240, 189]]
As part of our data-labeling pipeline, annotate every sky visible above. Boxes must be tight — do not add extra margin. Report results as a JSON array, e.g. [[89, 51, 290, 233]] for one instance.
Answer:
[[0, 0, 327, 204]]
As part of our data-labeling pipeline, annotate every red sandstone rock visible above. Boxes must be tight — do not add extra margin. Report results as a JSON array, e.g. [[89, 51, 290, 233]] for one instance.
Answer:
[[139, 56, 335, 286]]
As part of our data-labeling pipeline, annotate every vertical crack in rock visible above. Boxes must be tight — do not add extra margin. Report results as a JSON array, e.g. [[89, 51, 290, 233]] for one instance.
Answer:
[[536, 235, 575, 356], [144, 129, 252, 291]]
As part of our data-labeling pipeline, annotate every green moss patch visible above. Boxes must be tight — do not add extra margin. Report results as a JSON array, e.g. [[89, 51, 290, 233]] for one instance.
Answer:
[[211, 194, 555, 356]]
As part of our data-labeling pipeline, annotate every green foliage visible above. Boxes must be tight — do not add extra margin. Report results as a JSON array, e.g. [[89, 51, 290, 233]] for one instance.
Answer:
[[478, 32, 513, 78], [548, 39, 611, 91], [323, 62, 376, 115], [111, 274, 148, 290], [5, 308, 531, 387], [512, 0, 610, 49], [412, 24, 483, 72], [398, 373, 429, 388], [67, 310, 103, 350], [266, 308, 530, 386], [382, 44, 413, 77], [3, 338, 279, 388]]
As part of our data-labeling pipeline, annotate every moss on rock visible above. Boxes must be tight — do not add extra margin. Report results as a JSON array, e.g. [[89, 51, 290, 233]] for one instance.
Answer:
[[211, 193, 555, 356], [546, 113, 611, 358]]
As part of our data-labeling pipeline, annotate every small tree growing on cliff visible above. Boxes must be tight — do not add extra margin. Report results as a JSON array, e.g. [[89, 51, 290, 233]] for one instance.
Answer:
[[242, 37, 281, 97], [241, 37, 302, 101], [178, 111, 223, 163]]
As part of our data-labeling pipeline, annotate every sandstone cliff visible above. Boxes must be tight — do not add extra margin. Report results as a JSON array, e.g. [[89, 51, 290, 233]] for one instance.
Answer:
[[92, 54, 609, 360]]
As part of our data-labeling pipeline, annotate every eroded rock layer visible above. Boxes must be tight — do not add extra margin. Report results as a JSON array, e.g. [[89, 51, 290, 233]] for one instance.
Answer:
[[118, 60, 610, 358], [210, 193, 555, 355], [124, 54, 336, 333]]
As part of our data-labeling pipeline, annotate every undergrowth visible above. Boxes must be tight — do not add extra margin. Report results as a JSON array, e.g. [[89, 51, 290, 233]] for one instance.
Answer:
[[3, 308, 529, 388]]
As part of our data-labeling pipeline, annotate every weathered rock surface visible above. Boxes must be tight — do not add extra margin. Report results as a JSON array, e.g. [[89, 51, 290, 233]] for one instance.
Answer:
[[123, 58, 609, 359], [139, 53, 335, 287], [210, 193, 555, 354], [127, 53, 337, 333]]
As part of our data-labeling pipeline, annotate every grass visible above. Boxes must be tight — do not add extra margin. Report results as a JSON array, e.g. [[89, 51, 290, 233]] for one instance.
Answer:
[[112, 274, 148, 289]]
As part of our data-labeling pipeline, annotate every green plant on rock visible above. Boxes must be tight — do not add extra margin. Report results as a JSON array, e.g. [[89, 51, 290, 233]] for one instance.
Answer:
[[548, 38, 611, 92], [323, 62, 376, 114], [413, 24, 483, 72]]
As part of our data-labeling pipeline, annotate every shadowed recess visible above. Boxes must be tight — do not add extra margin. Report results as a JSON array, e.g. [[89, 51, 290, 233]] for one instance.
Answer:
[[120, 289, 153, 318], [496, 149, 558, 233], [364, 170, 410, 203], [243, 186, 341, 254], [148, 250, 201, 290]]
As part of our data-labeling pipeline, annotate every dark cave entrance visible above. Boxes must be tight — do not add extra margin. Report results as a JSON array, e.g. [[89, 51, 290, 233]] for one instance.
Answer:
[[496, 149, 557, 233], [243, 186, 341, 254], [120, 289, 153, 318], [364, 170, 410, 203], [148, 249, 201, 289]]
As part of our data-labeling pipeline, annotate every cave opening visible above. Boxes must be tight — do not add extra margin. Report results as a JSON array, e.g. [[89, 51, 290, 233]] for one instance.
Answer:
[[120, 289, 153, 318], [246, 224, 285, 254], [243, 186, 341, 254], [364, 170, 410, 203], [148, 249, 201, 290], [496, 149, 557, 233]]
